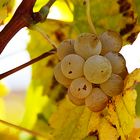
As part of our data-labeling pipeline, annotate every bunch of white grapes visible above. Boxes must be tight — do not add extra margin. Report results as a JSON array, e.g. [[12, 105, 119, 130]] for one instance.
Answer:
[[54, 30, 128, 112]]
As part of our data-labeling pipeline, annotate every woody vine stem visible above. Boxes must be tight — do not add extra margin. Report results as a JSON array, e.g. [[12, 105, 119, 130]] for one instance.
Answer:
[[0, 0, 57, 135], [0, 0, 57, 79], [0, 0, 96, 79], [0, 0, 56, 54]]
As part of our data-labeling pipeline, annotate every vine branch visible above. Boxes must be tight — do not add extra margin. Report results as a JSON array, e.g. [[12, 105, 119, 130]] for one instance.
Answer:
[[0, 0, 56, 54], [31, 25, 57, 49], [0, 119, 46, 138], [0, 49, 56, 80]]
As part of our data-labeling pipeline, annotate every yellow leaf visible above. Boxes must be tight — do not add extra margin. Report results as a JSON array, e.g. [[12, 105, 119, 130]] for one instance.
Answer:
[[0, 82, 9, 97], [49, 99, 120, 140], [47, 69, 140, 140], [128, 128, 140, 140]]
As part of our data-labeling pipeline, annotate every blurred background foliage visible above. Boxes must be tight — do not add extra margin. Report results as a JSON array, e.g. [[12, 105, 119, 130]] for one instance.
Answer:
[[1, 0, 140, 139]]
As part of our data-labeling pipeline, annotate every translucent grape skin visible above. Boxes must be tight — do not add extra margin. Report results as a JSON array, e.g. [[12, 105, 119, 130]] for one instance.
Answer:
[[119, 67, 128, 80], [74, 33, 102, 59], [100, 74, 124, 97], [54, 62, 72, 87], [67, 88, 85, 106], [84, 55, 112, 84], [99, 30, 122, 55], [61, 54, 85, 79], [57, 39, 75, 60], [85, 88, 108, 112], [69, 77, 92, 99], [105, 52, 126, 76]]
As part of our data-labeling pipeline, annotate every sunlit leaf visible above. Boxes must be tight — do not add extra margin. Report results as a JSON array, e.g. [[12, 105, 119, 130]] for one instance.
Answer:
[[72, 0, 139, 44], [0, 0, 15, 25], [128, 128, 140, 140], [0, 128, 18, 140], [135, 0, 140, 23], [0, 82, 9, 97], [23, 18, 77, 135], [135, 85, 140, 117], [25, 0, 140, 139], [0, 99, 6, 120], [21, 84, 48, 129], [34, 0, 49, 12], [34, 0, 73, 22], [120, 69, 140, 118], [48, 98, 119, 140], [46, 68, 140, 140]]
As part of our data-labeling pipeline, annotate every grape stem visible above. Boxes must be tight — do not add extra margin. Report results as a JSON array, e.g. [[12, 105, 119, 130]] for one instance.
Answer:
[[0, 0, 56, 54], [84, 0, 97, 34], [0, 49, 56, 80], [31, 25, 57, 49], [0, 119, 46, 138]]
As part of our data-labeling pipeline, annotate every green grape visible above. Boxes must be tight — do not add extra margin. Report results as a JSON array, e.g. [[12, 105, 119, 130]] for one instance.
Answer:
[[100, 74, 124, 96], [105, 52, 126, 76], [119, 67, 128, 79], [84, 55, 112, 84], [70, 77, 92, 99], [57, 39, 75, 60], [61, 54, 85, 79], [67, 88, 85, 106], [74, 33, 102, 59], [99, 30, 122, 55], [85, 88, 108, 112], [54, 62, 72, 87]]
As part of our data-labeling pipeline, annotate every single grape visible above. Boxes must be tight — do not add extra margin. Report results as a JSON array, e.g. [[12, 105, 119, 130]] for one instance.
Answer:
[[69, 77, 92, 99], [100, 74, 124, 96], [99, 30, 122, 55], [84, 55, 112, 84], [67, 88, 85, 106], [74, 33, 102, 59], [105, 52, 126, 75], [54, 62, 72, 87], [57, 39, 75, 60], [61, 54, 85, 79], [119, 67, 128, 79], [85, 88, 108, 112]]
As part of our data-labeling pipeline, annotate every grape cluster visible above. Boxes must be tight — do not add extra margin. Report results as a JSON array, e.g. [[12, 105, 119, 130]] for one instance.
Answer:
[[54, 30, 128, 112]]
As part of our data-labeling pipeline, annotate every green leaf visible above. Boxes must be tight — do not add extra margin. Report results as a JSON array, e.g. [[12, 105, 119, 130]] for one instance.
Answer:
[[72, 0, 139, 44], [21, 84, 48, 129], [135, 0, 140, 23]]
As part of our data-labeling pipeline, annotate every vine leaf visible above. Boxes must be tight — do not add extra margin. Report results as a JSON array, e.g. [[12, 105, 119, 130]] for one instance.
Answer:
[[48, 98, 120, 140], [22, 19, 76, 136], [24, 0, 140, 139], [136, 84, 140, 116], [135, 0, 140, 24], [128, 128, 140, 139], [21, 84, 48, 129], [47, 69, 140, 140], [0, 0, 15, 25], [72, 0, 139, 44], [121, 69, 140, 121]]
